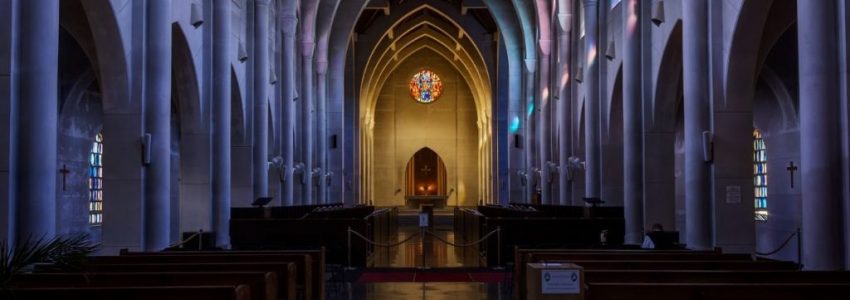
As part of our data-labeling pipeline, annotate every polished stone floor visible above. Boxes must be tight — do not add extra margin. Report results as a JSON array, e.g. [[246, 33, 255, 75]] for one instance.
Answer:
[[328, 208, 512, 299], [330, 282, 509, 300]]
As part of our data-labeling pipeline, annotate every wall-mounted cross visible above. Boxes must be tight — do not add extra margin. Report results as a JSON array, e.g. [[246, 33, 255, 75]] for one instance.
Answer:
[[59, 164, 70, 191], [787, 161, 798, 189], [420, 165, 432, 175]]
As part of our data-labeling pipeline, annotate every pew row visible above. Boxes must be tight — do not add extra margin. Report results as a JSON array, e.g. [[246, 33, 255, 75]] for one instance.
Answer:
[[587, 282, 850, 300], [8, 272, 278, 300], [119, 248, 324, 300], [3, 285, 251, 300], [35, 262, 299, 300]]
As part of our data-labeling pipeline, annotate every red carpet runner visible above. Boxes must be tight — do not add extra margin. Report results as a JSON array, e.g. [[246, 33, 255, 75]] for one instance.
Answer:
[[357, 270, 508, 283]]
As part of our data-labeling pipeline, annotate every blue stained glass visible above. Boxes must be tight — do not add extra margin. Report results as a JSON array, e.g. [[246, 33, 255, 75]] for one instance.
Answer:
[[753, 129, 768, 221], [89, 132, 104, 225]]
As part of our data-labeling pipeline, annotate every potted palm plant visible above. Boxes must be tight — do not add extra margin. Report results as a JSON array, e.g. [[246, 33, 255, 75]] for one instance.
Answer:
[[0, 234, 99, 290]]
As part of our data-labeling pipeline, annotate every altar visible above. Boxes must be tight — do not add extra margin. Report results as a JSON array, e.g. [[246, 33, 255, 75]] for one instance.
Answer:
[[404, 195, 448, 209]]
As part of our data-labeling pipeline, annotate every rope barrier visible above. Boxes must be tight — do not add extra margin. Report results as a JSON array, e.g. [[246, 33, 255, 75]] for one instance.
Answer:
[[425, 228, 500, 248], [347, 228, 421, 248], [345, 226, 504, 269], [168, 230, 203, 249], [754, 230, 798, 256]]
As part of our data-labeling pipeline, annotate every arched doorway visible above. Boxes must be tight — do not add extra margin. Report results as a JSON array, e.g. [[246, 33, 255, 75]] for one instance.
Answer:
[[404, 148, 447, 208]]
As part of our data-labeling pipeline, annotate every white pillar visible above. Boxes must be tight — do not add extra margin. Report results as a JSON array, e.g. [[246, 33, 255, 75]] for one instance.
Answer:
[[623, 0, 644, 245], [301, 41, 315, 205], [212, 0, 232, 247], [252, 0, 270, 202], [583, 0, 601, 202], [798, 0, 844, 270], [557, 9, 573, 206], [682, 0, 713, 250], [317, 60, 328, 204], [524, 59, 536, 204], [538, 45, 552, 205], [16, 0, 59, 240], [280, 8, 297, 206], [143, 0, 172, 251]]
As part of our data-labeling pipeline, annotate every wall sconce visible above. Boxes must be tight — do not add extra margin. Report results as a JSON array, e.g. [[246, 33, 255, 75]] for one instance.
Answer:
[[238, 41, 248, 62], [190, 3, 204, 28], [575, 65, 584, 83], [270, 68, 278, 84], [605, 40, 616, 60], [651, 1, 666, 26]]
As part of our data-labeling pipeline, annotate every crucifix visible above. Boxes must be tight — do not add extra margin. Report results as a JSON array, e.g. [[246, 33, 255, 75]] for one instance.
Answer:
[[59, 164, 70, 191], [420, 164, 432, 175], [786, 161, 798, 189]]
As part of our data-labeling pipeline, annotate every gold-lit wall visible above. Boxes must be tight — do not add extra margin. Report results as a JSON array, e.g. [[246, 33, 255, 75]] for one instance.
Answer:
[[372, 49, 480, 207]]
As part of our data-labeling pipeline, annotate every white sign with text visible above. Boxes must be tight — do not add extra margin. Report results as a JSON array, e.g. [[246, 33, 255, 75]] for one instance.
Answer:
[[419, 213, 429, 227], [541, 269, 580, 294]]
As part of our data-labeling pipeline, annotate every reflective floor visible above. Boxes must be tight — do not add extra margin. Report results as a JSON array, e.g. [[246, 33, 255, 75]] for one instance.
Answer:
[[328, 209, 512, 299], [330, 282, 509, 300], [370, 224, 483, 268]]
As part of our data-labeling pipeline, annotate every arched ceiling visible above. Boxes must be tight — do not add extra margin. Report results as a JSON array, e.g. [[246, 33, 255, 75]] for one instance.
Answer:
[[357, 3, 493, 132]]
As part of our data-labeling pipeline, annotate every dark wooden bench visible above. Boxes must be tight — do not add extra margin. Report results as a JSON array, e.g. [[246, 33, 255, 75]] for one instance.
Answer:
[[542, 259, 799, 270], [584, 270, 850, 283], [8, 272, 278, 300], [88, 253, 309, 299], [3, 285, 251, 300], [119, 249, 324, 300], [587, 282, 850, 300], [526, 252, 754, 261], [36, 262, 298, 300]]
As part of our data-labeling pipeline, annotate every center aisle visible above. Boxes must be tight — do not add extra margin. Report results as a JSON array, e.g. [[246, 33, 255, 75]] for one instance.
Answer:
[[371, 208, 482, 268], [329, 207, 512, 299]]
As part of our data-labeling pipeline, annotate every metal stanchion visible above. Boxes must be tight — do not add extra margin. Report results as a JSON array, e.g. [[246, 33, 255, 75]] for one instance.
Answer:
[[797, 227, 802, 270], [346, 226, 356, 271], [418, 226, 429, 269], [198, 229, 203, 250], [493, 226, 503, 270]]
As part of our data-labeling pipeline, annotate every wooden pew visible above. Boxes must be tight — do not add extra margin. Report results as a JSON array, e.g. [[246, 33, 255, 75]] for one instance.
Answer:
[[9, 272, 278, 300], [119, 249, 324, 300], [513, 248, 722, 298], [4, 285, 251, 300], [584, 270, 850, 284], [482, 217, 627, 266], [526, 252, 754, 261], [37, 262, 299, 300], [537, 259, 799, 270], [86, 253, 310, 299], [587, 282, 850, 300]]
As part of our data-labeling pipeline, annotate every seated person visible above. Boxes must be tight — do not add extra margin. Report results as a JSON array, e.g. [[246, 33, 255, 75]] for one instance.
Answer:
[[641, 224, 678, 249]]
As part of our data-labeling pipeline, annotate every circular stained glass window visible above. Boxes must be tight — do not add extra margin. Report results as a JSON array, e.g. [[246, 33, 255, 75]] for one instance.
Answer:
[[409, 69, 443, 104]]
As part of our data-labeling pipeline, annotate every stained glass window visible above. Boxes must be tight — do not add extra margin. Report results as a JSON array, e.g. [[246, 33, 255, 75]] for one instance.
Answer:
[[753, 129, 768, 221], [409, 69, 443, 104], [89, 132, 103, 225]]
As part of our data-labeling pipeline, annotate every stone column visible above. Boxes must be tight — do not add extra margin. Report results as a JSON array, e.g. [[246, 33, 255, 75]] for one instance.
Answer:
[[524, 59, 536, 204], [316, 60, 328, 204], [16, 0, 59, 240], [557, 9, 573, 206], [583, 0, 601, 202], [253, 0, 270, 202], [798, 0, 844, 270], [143, 0, 172, 251], [623, 0, 644, 245], [281, 9, 297, 206], [538, 43, 552, 205], [302, 41, 316, 205], [212, 0, 232, 247], [682, 0, 712, 250]]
